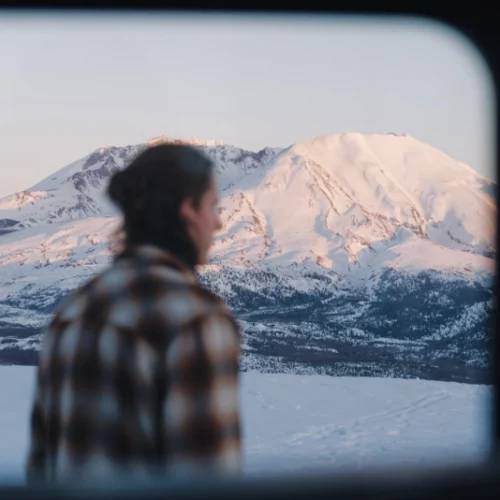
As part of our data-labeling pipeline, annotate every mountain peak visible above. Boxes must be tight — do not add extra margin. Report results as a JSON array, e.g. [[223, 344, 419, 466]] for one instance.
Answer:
[[311, 131, 415, 144], [145, 135, 225, 148]]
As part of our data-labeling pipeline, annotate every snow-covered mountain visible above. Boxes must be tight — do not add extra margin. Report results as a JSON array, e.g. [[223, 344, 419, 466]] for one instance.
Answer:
[[0, 133, 495, 383]]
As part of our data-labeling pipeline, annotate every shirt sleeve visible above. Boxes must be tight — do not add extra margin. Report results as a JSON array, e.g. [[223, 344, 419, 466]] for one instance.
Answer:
[[26, 368, 47, 485], [25, 317, 59, 485], [160, 312, 241, 475]]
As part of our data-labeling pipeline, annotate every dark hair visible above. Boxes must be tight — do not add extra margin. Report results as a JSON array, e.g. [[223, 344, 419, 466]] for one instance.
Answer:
[[107, 144, 214, 269]]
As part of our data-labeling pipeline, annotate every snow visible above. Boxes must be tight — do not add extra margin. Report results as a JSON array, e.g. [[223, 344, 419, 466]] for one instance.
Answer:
[[0, 132, 495, 278], [0, 133, 494, 479], [0, 367, 492, 484], [0, 131, 495, 325], [215, 132, 495, 280], [0, 218, 119, 304], [146, 135, 225, 148]]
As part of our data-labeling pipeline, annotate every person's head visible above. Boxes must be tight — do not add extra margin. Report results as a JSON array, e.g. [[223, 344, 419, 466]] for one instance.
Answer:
[[107, 144, 222, 269]]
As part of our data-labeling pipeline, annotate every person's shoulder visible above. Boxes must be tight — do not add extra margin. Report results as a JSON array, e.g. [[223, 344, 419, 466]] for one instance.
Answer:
[[44, 263, 130, 329], [148, 265, 238, 332], [50, 261, 237, 333], [196, 285, 238, 326], [49, 280, 95, 324]]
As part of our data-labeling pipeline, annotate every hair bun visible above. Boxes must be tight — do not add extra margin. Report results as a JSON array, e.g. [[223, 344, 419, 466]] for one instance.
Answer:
[[107, 169, 127, 208]]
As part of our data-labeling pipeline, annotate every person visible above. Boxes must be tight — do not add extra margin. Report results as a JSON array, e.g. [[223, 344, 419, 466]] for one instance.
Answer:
[[26, 144, 241, 485]]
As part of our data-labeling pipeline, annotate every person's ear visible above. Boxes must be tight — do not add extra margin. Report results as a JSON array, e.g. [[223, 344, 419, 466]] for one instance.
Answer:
[[179, 197, 197, 224]]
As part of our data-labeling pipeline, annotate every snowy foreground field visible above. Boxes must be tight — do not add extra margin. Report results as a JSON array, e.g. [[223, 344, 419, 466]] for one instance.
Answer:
[[0, 366, 493, 484]]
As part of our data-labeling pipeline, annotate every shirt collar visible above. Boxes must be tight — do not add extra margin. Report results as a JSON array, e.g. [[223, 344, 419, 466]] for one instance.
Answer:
[[115, 244, 197, 285]]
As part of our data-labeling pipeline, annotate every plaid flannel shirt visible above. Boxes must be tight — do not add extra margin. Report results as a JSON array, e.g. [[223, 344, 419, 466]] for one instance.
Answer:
[[26, 244, 241, 485]]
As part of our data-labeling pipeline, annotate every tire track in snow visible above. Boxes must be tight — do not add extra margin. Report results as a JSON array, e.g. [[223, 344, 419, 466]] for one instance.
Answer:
[[285, 391, 450, 447]]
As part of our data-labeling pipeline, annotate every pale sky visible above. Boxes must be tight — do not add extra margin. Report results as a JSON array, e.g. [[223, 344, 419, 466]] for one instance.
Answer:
[[0, 12, 495, 198]]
